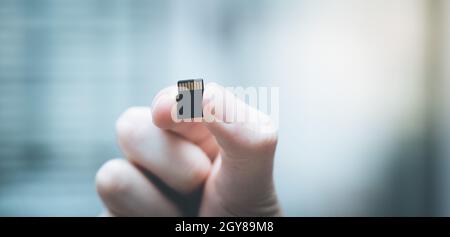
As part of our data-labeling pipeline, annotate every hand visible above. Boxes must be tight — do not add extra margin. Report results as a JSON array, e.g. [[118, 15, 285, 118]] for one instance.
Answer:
[[95, 83, 282, 216]]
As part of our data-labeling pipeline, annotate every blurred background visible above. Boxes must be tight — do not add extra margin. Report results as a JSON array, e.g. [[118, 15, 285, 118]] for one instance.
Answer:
[[0, 0, 449, 216]]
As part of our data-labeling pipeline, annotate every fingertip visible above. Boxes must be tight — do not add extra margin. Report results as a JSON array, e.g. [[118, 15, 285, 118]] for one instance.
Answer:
[[151, 86, 177, 129], [151, 94, 173, 129]]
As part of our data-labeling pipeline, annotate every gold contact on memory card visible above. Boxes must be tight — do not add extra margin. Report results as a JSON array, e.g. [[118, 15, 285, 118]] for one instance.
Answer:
[[177, 80, 203, 91]]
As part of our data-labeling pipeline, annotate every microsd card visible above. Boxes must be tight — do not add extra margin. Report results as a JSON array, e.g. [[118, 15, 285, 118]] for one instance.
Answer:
[[176, 79, 204, 120]]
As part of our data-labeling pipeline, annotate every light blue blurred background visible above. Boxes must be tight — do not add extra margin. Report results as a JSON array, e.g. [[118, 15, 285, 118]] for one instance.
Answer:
[[0, 0, 449, 216]]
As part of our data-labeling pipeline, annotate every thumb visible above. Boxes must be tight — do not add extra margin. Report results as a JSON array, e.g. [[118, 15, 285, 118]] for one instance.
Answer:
[[201, 83, 281, 216]]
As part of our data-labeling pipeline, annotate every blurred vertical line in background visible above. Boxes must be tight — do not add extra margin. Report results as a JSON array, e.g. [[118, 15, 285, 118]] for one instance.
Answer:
[[437, 0, 450, 216], [424, 0, 446, 216]]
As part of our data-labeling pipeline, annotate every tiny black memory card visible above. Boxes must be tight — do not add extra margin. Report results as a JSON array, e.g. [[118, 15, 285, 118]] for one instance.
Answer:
[[176, 79, 204, 119]]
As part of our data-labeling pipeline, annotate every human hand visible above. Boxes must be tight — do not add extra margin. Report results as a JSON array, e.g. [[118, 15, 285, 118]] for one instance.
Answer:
[[96, 83, 281, 216]]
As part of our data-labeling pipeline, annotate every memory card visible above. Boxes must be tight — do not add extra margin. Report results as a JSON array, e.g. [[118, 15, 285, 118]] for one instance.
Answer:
[[176, 79, 204, 120]]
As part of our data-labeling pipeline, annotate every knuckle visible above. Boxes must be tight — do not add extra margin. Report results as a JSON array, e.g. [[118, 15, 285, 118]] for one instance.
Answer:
[[239, 119, 279, 154], [255, 115, 279, 150], [172, 147, 211, 194], [96, 159, 130, 198], [261, 129, 279, 148], [115, 107, 154, 150], [254, 128, 278, 155], [182, 162, 210, 194]]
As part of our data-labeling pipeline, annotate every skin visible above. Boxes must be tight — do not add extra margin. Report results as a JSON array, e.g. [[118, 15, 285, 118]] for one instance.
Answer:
[[95, 83, 282, 216]]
